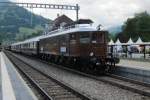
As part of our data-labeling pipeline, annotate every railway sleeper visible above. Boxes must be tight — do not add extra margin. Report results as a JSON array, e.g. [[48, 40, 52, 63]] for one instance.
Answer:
[[53, 94, 78, 100], [48, 91, 73, 96]]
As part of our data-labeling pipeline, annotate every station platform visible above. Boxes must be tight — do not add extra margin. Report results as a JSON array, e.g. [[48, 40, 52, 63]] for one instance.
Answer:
[[117, 59, 150, 71], [115, 59, 150, 83], [0, 52, 38, 100]]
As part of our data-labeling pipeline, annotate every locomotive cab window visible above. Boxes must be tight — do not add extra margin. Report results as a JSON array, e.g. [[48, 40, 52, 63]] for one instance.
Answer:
[[92, 33, 104, 43], [80, 33, 90, 43]]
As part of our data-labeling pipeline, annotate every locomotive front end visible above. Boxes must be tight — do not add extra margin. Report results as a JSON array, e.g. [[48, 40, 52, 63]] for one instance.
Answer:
[[77, 31, 109, 73]]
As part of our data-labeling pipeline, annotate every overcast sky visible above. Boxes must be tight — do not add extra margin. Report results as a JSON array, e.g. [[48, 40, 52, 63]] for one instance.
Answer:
[[10, 0, 150, 29]]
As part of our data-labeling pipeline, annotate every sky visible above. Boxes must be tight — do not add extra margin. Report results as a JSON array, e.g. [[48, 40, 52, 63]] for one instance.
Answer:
[[7, 0, 150, 29]]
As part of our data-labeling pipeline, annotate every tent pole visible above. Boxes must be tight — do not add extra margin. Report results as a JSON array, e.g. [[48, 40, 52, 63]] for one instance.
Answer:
[[144, 45, 146, 59], [126, 45, 128, 58], [111, 45, 113, 58]]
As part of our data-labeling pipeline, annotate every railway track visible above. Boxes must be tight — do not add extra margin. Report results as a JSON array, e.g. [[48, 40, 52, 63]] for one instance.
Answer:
[[5, 52, 92, 100], [50, 64, 150, 97], [57, 64, 150, 97], [6, 51, 150, 97], [52, 62, 150, 97]]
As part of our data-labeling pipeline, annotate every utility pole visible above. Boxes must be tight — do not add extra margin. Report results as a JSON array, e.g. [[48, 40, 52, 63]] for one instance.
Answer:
[[76, 4, 79, 21], [30, 6, 33, 27]]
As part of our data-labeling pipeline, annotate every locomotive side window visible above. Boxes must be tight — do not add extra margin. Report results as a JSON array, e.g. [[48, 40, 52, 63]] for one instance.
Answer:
[[80, 33, 90, 43], [92, 33, 97, 43], [98, 34, 104, 43], [70, 34, 76, 39], [70, 34, 76, 44]]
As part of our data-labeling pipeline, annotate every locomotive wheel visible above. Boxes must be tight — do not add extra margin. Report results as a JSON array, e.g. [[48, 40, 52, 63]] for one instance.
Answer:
[[63, 56, 68, 66], [65, 57, 71, 67], [58, 56, 62, 64], [50, 55, 55, 63], [54, 56, 59, 64], [45, 54, 48, 61], [47, 54, 51, 61], [105, 65, 111, 72], [58, 56, 65, 65]]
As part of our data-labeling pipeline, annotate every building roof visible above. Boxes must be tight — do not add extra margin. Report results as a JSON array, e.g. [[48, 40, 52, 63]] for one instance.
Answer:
[[74, 19, 93, 24], [52, 14, 73, 29], [65, 19, 93, 27]]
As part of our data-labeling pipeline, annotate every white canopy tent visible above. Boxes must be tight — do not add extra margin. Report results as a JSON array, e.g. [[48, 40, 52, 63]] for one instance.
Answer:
[[135, 37, 143, 52], [127, 37, 134, 52], [135, 37, 143, 44], [108, 37, 150, 59], [108, 39, 114, 45], [114, 39, 123, 52], [115, 39, 121, 45], [127, 37, 134, 45]]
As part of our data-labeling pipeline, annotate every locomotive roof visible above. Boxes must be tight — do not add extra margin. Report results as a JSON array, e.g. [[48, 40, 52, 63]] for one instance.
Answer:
[[40, 26, 96, 40]]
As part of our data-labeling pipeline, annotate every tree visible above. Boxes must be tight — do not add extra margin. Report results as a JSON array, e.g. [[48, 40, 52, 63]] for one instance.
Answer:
[[120, 11, 150, 42]]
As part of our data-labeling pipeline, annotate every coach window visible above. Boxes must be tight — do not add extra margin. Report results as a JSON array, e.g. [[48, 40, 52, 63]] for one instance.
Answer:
[[27, 43, 29, 49], [33, 42, 36, 49], [28, 43, 29, 48], [32, 42, 34, 49], [32, 42, 34, 48], [23, 44, 25, 48], [80, 33, 90, 43], [29, 43, 31, 48]]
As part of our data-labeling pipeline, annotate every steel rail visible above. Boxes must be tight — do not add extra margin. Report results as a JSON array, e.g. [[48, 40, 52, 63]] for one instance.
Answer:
[[9, 51, 150, 97], [5, 51, 93, 100], [5, 52, 53, 100]]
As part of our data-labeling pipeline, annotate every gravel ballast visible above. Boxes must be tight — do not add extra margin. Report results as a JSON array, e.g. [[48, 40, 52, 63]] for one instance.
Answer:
[[10, 53, 150, 100]]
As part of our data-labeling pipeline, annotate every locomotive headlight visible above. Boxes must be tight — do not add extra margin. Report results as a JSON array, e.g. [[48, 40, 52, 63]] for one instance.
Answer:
[[90, 52, 94, 56], [96, 62, 100, 66], [73, 58, 76, 62]]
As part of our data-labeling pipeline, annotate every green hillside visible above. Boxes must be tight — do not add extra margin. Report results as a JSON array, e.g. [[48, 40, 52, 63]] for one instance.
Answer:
[[0, 5, 52, 43]]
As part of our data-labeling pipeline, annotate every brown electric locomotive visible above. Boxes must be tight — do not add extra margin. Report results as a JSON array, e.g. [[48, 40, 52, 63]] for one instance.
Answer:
[[10, 15, 118, 74], [39, 28, 109, 72]]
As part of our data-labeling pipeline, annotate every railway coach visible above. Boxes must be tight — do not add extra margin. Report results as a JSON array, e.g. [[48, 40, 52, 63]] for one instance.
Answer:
[[11, 36, 41, 55]]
